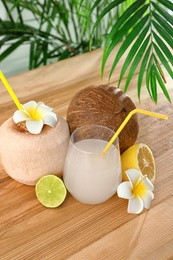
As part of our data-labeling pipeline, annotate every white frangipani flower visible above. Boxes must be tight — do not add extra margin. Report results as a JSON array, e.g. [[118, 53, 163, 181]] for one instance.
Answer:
[[117, 169, 154, 214], [13, 101, 58, 134]]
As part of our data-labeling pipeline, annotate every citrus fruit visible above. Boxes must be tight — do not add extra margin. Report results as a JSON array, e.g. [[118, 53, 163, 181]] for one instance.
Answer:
[[121, 143, 156, 183], [35, 175, 67, 208]]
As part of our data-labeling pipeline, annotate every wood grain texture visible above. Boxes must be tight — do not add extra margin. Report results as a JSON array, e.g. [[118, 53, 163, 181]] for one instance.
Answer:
[[0, 44, 173, 259]]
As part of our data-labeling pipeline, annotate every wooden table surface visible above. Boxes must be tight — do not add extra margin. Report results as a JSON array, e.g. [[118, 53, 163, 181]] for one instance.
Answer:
[[0, 44, 173, 260]]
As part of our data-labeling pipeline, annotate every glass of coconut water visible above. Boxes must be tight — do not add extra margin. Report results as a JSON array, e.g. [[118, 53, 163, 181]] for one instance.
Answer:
[[63, 124, 122, 204]]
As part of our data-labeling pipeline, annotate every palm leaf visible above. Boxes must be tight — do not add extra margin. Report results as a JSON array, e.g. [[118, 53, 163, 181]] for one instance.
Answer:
[[150, 64, 157, 103], [154, 64, 171, 102], [89, 0, 125, 49], [68, 1, 79, 42], [123, 35, 150, 92], [117, 24, 149, 87], [153, 55, 166, 83], [101, 1, 147, 77], [1, 0, 15, 24], [29, 41, 35, 70], [151, 2, 173, 24], [153, 42, 173, 79], [152, 20, 173, 49], [106, 14, 149, 82], [152, 31, 173, 66], [153, 0, 173, 12], [1, 0, 173, 102], [153, 0, 173, 11], [146, 56, 153, 100], [138, 44, 152, 100], [103, 0, 146, 50], [0, 37, 29, 61], [0, 35, 19, 47], [152, 11, 173, 37]]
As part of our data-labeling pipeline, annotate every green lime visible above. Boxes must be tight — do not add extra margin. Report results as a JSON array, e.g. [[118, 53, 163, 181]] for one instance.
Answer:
[[35, 175, 67, 208]]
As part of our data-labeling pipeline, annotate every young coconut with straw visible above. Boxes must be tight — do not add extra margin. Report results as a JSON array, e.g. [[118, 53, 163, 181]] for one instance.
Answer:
[[0, 71, 70, 186]]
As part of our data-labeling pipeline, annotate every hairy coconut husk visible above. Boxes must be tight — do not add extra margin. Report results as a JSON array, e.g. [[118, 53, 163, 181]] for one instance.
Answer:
[[66, 85, 139, 153]]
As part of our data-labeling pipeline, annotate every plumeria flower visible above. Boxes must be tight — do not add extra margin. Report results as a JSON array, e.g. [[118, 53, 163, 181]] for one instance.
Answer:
[[117, 169, 154, 214], [13, 101, 58, 134]]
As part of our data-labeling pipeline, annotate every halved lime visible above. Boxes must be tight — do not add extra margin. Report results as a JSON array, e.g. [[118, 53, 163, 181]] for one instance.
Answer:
[[35, 175, 67, 208]]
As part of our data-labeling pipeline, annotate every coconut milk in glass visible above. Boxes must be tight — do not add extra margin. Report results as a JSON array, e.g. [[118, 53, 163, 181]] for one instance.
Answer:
[[63, 124, 122, 204]]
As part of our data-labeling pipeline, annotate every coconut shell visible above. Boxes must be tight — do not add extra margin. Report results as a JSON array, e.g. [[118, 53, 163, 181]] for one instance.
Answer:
[[66, 85, 139, 153], [0, 116, 70, 185]]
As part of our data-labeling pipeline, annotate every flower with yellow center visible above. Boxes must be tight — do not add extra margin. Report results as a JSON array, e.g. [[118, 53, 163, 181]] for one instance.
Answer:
[[117, 169, 154, 214], [13, 101, 57, 134]]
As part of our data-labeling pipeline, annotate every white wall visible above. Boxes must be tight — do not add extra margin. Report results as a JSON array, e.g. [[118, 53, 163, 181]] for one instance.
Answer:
[[0, 45, 30, 77]]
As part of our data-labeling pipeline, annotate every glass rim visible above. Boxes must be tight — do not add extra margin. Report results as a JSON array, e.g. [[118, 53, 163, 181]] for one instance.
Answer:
[[69, 124, 119, 155]]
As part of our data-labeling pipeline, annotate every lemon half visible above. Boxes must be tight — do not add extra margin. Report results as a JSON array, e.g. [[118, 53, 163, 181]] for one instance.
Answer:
[[121, 143, 156, 183]]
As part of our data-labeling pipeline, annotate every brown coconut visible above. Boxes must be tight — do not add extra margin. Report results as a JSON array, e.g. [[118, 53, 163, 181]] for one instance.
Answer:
[[66, 85, 139, 153], [0, 116, 70, 185]]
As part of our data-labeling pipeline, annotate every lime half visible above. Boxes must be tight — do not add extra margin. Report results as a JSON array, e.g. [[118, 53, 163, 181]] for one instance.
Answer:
[[35, 175, 67, 208]]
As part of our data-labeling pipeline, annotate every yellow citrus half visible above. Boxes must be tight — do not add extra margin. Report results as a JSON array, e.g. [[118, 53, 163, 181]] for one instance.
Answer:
[[121, 143, 156, 183], [35, 175, 67, 208]]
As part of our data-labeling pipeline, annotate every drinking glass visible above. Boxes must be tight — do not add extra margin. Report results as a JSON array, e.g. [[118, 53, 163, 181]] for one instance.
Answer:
[[63, 124, 122, 204]]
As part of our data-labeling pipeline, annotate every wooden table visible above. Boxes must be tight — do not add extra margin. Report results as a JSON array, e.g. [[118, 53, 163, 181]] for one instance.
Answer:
[[0, 45, 173, 259]]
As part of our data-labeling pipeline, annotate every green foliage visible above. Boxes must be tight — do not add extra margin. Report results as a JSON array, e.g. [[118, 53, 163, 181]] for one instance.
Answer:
[[0, 0, 172, 102], [0, 0, 116, 69], [90, 0, 173, 102]]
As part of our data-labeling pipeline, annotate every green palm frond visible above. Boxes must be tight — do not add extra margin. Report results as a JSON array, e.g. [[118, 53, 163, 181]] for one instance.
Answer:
[[90, 0, 173, 102], [0, 0, 117, 70], [0, 0, 172, 102], [101, 0, 147, 77]]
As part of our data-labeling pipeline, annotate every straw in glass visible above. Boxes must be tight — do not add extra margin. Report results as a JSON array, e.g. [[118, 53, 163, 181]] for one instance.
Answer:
[[102, 108, 168, 155]]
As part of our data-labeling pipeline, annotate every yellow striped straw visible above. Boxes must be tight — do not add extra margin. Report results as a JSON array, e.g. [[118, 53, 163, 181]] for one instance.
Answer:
[[0, 70, 24, 110], [102, 108, 168, 155]]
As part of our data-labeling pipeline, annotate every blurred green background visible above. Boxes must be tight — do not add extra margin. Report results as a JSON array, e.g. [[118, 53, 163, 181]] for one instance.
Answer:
[[0, 0, 172, 102]]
